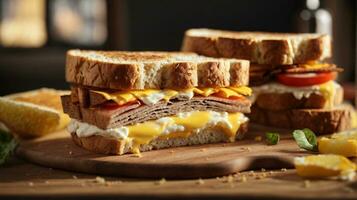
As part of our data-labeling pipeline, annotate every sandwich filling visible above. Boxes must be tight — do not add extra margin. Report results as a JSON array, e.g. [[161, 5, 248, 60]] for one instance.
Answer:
[[89, 86, 252, 107], [62, 85, 252, 154], [249, 63, 342, 110], [68, 111, 248, 153], [252, 80, 341, 109]]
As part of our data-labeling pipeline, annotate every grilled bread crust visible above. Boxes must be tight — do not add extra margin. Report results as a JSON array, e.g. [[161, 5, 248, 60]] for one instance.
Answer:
[[66, 50, 250, 90], [182, 29, 331, 65]]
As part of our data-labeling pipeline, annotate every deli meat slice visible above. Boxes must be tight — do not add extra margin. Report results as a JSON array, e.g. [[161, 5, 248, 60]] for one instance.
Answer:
[[61, 95, 251, 129]]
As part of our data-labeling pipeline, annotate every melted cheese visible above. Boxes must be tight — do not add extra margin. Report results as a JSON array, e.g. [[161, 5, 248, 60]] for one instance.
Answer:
[[68, 111, 248, 154], [251, 81, 340, 108], [93, 86, 252, 106], [299, 63, 331, 70]]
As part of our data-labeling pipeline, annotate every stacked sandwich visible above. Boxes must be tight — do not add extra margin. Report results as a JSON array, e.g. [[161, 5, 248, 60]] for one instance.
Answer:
[[61, 50, 252, 154], [182, 28, 352, 134]]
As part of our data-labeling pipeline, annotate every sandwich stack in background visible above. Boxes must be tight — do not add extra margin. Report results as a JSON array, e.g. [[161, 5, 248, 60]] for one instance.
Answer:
[[61, 50, 252, 155], [182, 28, 352, 134]]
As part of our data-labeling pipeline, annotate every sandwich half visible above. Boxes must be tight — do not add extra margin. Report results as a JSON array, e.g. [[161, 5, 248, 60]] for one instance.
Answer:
[[182, 29, 352, 134], [61, 50, 252, 155]]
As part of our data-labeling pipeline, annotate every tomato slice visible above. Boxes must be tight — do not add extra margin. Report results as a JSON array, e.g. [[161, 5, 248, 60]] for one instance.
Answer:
[[276, 72, 336, 87]]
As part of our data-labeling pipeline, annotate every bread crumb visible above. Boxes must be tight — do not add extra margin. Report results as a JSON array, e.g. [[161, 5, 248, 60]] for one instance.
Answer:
[[254, 136, 262, 142], [44, 180, 50, 184], [28, 182, 34, 187], [226, 175, 234, 183], [200, 148, 207, 152], [303, 180, 310, 188], [256, 173, 267, 179], [69, 151, 73, 155], [269, 171, 274, 175], [281, 168, 287, 172], [248, 171, 255, 176], [155, 178, 166, 185], [240, 175, 247, 182], [95, 176, 106, 184], [105, 182, 112, 186], [246, 147, 251, 152], [72, 175, 78, 179], [169, 150, 175, 154], [197, 178, 205, 185], [261, 168, 266, 172]]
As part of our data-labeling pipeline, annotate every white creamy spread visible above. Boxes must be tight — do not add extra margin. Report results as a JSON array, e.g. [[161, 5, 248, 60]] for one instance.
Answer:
[[251, 81, 340, 103], [137, 90, 194, 105], [208, 111, 233, 129], [155, 117, 186, 134], [139, 92, 166, 105], [176, 91, 194, 99], [68, 120, 129, 139]]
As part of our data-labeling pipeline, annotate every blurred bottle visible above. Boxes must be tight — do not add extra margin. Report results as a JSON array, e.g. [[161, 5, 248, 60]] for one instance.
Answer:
[[294, 0, 332, 36]]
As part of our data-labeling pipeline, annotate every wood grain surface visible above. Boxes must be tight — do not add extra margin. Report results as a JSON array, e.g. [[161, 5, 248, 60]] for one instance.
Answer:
[[1, 125, 356, 199], [1, 157, 357, 200], [15, 125, 311, 179]]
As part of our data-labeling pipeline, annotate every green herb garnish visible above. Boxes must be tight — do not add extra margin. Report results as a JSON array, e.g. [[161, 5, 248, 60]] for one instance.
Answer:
[[265, 132, 280, 145], [0, 130, 17, 165], [292, 128, 318, 152]]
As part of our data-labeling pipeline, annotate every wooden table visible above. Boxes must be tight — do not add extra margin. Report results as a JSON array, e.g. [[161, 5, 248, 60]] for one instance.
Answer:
[[1, 156, 356, 199]]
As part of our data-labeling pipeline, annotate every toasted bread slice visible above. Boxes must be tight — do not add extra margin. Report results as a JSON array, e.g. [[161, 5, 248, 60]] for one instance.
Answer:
[[71, 121, 248, 155], [0, 88, 70, 138], [249, 105, 352, 135], [66, 50, 249, 90], [182, 28, 331, 65]]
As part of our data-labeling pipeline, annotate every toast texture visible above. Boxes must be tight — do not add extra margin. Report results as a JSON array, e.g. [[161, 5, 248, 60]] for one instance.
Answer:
[[249, 105, 352, 135], [66, 50, 250, 90], [70, 121, 248, 155], [0, 88, 70, 138], [182, 29, 331, 65]]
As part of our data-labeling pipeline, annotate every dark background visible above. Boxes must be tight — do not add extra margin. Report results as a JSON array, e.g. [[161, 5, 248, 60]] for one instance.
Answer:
[[0, 0, 355, 95]]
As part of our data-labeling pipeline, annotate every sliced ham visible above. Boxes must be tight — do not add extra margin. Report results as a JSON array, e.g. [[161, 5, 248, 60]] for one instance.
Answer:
[[61, 95, 251, 129]]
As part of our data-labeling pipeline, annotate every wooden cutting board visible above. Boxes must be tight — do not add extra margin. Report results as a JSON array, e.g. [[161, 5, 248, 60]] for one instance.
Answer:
[[16, 125, 310, 179]]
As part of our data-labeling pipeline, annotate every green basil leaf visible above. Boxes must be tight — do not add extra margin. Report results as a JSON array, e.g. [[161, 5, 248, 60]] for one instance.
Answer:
[[292, 129, 318, 152], [0, 130, 17, 165], [265, 132, 280, 145]]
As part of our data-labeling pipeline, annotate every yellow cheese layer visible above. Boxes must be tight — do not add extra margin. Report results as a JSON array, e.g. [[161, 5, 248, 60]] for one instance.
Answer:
[[300, 63, 332, 70], [319, 81, 336, 108], [126, 111, 247, 154], [93, 86, 252, 106]]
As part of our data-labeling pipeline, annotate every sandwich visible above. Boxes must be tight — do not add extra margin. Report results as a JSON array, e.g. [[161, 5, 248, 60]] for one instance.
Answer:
[[61, 50, 252, 155], [182, 28, 352, 134]]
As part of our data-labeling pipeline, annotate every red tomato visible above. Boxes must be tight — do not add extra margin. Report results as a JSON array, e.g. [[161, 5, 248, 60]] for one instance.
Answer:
[[276, 72, 336, 87]]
